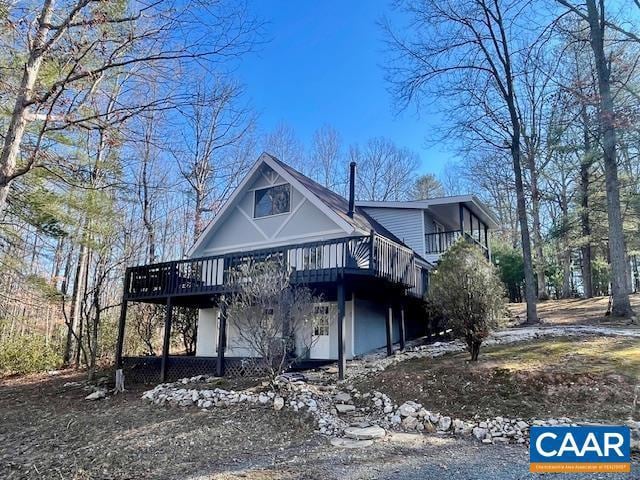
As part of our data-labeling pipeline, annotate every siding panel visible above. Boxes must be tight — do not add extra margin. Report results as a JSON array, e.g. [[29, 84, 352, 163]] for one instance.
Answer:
[[362, 207, 424, 254]]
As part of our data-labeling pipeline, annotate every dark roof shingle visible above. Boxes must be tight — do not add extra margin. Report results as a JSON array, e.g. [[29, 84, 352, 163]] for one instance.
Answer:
[[267, 154, 409, 248]]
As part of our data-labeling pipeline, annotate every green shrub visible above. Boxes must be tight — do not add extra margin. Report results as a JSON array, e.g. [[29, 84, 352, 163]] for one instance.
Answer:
[[592, 258, 611, 297], [429, 240, 505, 361], [491, 240, 524, 302], [0, 334, 61, 376]]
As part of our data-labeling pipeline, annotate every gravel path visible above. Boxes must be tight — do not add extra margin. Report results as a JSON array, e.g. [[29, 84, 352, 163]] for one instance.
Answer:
[[210, 433, 637, 480]]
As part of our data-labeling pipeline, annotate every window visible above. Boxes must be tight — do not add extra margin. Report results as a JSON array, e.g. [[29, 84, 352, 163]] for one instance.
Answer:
[[254, 184, 291, 218], [312, 305, 330, 336]]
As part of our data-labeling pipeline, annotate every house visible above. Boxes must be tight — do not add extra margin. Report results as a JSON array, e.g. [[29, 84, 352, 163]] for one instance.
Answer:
[[114, 153, 498, 382]]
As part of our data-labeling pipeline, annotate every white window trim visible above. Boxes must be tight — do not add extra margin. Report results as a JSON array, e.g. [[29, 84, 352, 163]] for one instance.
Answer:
[[253, 183, 292, 219]]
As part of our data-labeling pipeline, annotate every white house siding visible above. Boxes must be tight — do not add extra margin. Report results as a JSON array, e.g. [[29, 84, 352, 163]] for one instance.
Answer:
[[195, 301, 355, 360], [195, 308, 219, 356], [191, 165, 347, 257], [353, 297, 399, 356], [361, 207, 425, 255]]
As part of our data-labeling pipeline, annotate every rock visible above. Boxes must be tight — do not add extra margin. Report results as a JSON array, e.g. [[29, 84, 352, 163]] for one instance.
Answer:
[[334, 392, 352, 403], [335, 404, 356, 413], [429, 413, 441, 424], [402, 416, 419, 430], [85, 390, 106, 401], [417, 408, 429, 419], [452, 419, 465, 433], [390, 415, 401, 425], [516, 420, 529, 430], [482, 438, 493, 444], [277, 372, 307, 383], [383, 405, 393, 414], [423, 421, 437, 433], [258, 393, 269, 404], [344, 426, 386, 440], [398, 403, 416, 417], [330, 437, 374, 448], [473, 427, 488, 440], [273, 396, 284, 411], [438, 416, 452, 431]]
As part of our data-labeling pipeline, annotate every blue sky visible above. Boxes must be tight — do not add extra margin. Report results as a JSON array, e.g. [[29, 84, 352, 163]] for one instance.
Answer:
[[235, 0, 452, 176]]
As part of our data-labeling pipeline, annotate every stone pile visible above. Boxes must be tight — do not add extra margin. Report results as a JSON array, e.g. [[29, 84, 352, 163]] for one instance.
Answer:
[[381, 400, 582, 445], [142, 375, 350, 436], [142, 378, 640, 450]]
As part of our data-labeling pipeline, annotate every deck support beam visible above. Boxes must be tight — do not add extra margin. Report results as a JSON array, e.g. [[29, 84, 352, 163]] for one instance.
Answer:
[[399, 302, 406, 350], [115, 298, 128, 369], [160, 296, 173, 382], [386, 304, 393, 356], [216, 301, 227, 377], [337, 281, 346, 380]]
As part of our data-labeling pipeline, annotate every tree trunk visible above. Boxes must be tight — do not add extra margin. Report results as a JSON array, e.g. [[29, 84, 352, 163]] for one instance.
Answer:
[[63, 240, 88, 366], [579, 131, 594, 298], [585, 0, 633, 316], [194, 186, 205, 240], [528, 157, 547, 300], [510, 129, 539, 324], [0, 0, 54, 215]]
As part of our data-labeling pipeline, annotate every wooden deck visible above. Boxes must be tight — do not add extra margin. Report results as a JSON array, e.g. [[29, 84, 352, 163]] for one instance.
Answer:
[[124, 233, 427, 302]]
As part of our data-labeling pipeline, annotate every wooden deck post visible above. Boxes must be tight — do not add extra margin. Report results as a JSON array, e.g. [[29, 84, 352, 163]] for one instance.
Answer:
[[399, 302, 406, 350], [160, 297, 173, 382], [386, 304, 393, 356], [216, 301, 227, 377], [337, 281, 346, 380], [115, 298, 128, 369], [459, 203, 465, 235]]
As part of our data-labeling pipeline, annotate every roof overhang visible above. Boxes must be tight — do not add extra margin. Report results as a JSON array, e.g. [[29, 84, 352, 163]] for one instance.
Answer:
[[357, 195, 500, 229]]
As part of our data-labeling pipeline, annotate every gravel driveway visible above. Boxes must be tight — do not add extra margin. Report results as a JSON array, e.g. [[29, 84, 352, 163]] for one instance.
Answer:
[[212, 433, 637, 480]]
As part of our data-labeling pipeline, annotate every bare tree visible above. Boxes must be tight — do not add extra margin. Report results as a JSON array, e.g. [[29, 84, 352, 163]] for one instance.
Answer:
[[350, 137, 418, 201], [263, 122, 306, 173], [460, 153, 521, 247], [173, 78, 255, 240], [224, 258, 321, 380], [556, 0, 634, 317], [0, 0, 259, 217], [384, 0, 539, 323], [310, 124, 345, 191]]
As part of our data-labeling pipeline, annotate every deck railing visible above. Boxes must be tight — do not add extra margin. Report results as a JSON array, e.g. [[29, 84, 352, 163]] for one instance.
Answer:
[[425, 230, 489, 256], [125, 233, 423, 300]]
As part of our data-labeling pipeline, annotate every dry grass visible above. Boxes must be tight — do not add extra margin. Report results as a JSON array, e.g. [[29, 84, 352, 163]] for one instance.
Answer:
[[507, 293, 640, 326], [354, 336, 640, 423]]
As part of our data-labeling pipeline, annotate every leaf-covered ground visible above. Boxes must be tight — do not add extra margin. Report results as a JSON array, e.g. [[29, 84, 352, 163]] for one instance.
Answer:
[[508, 293, 640, 326], [354, 335, 640, 422], [0, 337, 638, 479], [0, 373, 318, 479]]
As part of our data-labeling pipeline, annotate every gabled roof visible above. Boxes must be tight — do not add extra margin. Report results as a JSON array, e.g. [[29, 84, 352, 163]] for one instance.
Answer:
[[188, 152, 412, 257], [268, 155, 409, 246]]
